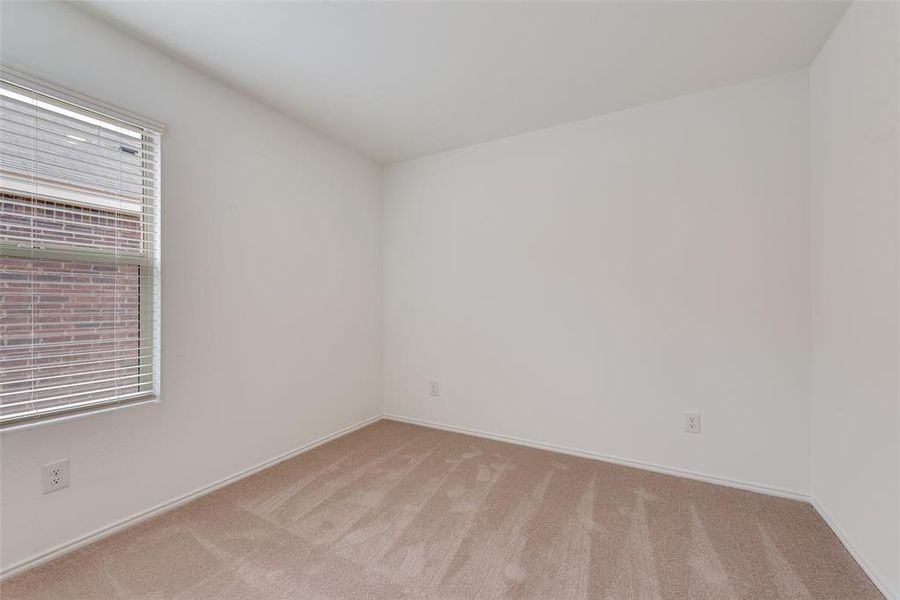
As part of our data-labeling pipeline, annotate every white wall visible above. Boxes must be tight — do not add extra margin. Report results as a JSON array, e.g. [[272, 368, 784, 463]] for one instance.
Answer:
[[810, 2, 900, 597], [0, 2, 382, 572], [384, 71, 811, 495]]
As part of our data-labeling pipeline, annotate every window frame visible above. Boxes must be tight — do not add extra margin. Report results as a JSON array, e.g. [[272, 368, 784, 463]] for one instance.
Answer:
[[0, 65, 164, 431]]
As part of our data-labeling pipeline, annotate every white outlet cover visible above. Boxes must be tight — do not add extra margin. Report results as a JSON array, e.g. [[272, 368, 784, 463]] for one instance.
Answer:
[[685, 413, 701, 433], [42, 459, 69, 494], [429, 382, 440, 396]]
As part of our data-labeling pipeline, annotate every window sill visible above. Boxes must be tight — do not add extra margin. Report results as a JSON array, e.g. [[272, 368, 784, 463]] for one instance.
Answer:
[[0, 395, 160, 434]]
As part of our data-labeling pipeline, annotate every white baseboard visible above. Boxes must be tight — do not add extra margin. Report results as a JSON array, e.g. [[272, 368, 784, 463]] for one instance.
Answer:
[[810, 497, 897, 600], [383, 413, 808, 501], [0, 414, 381, 581]]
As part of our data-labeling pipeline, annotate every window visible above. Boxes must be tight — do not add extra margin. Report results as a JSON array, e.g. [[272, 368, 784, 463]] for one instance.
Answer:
[[0, 70, 162, 429]]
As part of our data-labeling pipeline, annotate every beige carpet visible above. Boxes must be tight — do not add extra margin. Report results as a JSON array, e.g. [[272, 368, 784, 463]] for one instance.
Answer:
[[1, 420, 883, 599]]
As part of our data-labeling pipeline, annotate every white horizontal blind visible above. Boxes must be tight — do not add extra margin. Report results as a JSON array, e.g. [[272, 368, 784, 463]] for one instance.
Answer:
[[0, 76, 161, 428]]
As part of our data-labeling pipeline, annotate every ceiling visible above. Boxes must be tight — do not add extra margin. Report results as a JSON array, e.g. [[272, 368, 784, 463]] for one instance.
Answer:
[[81, 1, 849, 164]]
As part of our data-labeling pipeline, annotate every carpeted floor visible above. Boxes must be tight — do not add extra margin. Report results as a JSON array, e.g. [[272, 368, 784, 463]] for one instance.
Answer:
[[1, 419, 883, 599]]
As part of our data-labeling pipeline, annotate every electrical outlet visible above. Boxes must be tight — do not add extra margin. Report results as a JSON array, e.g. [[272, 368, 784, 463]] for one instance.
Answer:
[[685, 413, 701, 434], [429, 381, 440, 397], [42, 459, 69, 494]]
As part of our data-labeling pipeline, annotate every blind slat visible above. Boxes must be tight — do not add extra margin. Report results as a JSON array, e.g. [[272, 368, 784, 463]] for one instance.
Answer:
[[0, 99, 156, 149], [3, 357, 146, 375], [2, 383, 154, 411], [1, 197, 158, 224], [0, 345, 156, 364], [1, 135, 153, 177], [0, 124, 158, 168], [0, 150, 147, 188]]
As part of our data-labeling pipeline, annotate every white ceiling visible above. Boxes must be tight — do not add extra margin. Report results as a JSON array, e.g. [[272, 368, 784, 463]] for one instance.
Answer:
[[81, 1, 849, 164]]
